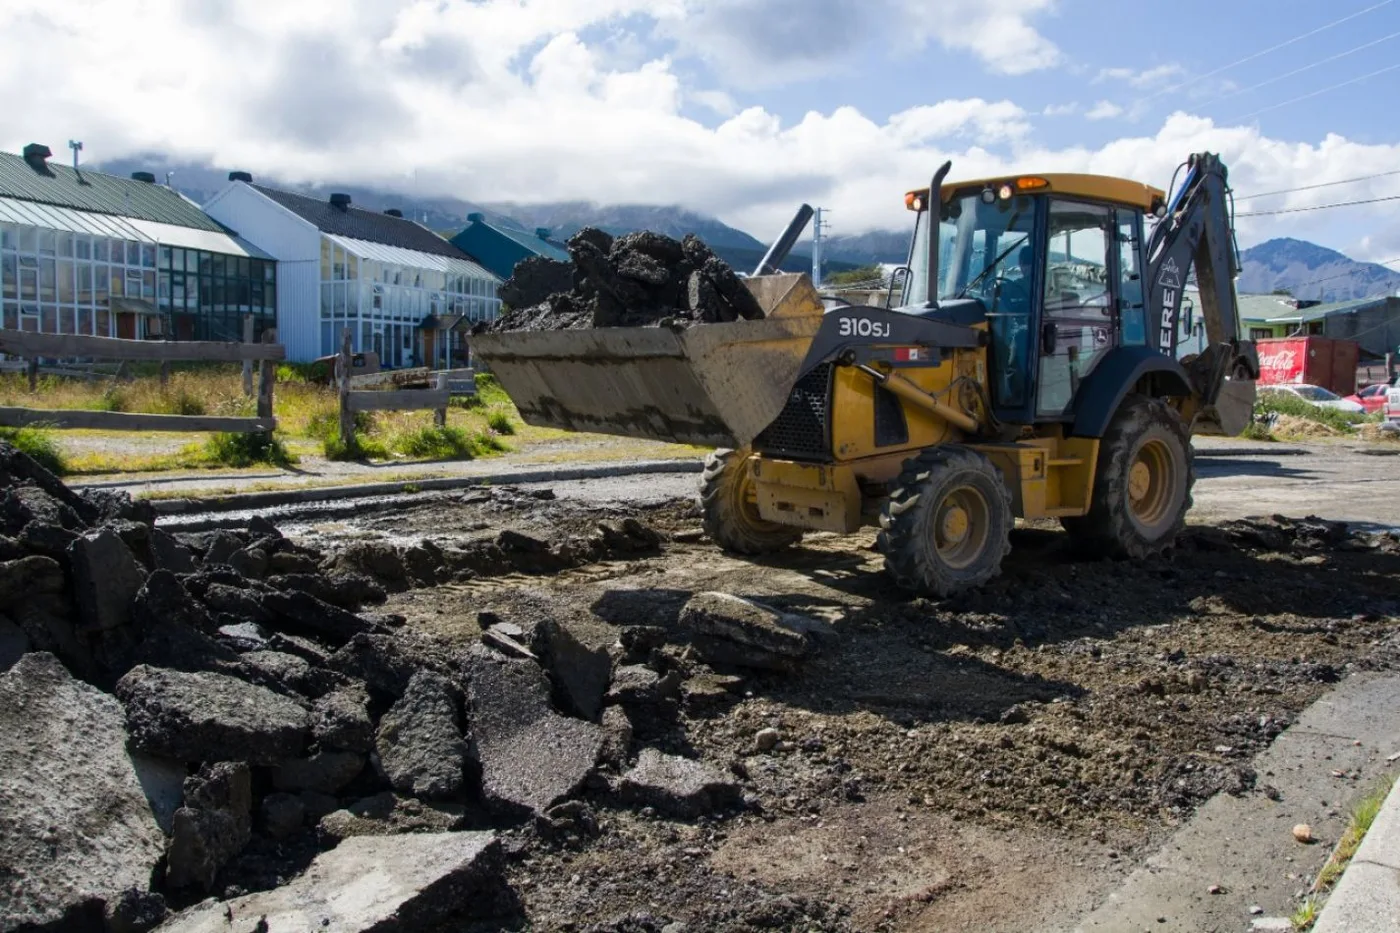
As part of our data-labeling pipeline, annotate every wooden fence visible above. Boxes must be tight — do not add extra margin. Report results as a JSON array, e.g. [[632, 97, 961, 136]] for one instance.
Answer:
[[0, 327, 283, 434], [334, 328, 475, 450]]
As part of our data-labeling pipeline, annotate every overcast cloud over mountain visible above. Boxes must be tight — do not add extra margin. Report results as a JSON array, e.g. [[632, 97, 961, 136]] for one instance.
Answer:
[[4, 0, 1399, 270]]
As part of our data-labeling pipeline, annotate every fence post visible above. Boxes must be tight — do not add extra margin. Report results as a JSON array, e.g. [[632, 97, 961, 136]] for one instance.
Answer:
[[242, 314, 254, 397], [434, 372, 448, 428], [257, 329, 277, 439], [159, 361, 170, 386], [26, 359, 37, 392], [337, 327, 354, 452]]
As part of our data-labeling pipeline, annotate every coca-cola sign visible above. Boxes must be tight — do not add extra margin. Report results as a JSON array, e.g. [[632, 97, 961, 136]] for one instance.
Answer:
[[1258, 344, 1303, 385]]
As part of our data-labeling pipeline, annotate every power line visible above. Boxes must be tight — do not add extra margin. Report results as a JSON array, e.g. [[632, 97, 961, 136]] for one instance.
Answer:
[[1229, 61, 1400, 120], [1194, 29, 1400, 108], [1235, 169, 1400, 202], [1145, 0, 1396, 99], [1283, 256, 1400, 290], [1237, 193, 1400, 216]]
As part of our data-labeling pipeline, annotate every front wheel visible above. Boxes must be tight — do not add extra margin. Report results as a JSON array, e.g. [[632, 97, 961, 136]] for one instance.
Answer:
[[1061, 394, 1194, 558], [700, 448, 803, 555], [877, 446, 1013, 597]]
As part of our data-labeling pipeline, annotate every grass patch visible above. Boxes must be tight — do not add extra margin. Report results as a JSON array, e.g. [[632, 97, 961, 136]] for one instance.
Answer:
[[1293, 775, 1397, 930], [486, 410, 516, 435], [1238, 421, 1276, 442], [1256, 392, 1376, 433], [390, 424, 505, 460], [199, 432, 297, 469], [0, 426, 67, 475]]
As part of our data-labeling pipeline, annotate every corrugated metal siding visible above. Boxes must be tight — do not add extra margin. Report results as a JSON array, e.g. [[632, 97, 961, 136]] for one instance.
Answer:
[[203, 183, 323, 361], [276, 260, 321, 362]]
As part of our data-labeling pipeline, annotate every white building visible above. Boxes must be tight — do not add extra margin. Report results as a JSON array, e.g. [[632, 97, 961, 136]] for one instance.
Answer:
[[203, 176, 500, 366]]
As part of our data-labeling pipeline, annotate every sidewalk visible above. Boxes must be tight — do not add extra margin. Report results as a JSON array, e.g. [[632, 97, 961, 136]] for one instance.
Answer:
[[1312, 778, 1400, 932]]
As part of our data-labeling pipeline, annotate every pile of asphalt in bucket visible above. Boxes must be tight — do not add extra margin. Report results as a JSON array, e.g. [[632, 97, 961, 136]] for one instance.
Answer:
[[482, 227, 764, 332]]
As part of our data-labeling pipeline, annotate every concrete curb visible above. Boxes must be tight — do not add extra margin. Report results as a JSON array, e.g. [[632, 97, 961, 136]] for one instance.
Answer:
[[1191, 446, 1311, 458], [1312, 777, 1400, 933], [147, 458, 704, 516]]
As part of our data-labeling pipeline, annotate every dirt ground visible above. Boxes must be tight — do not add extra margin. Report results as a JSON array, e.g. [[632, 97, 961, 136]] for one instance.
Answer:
[[274, 481, 1400, 933]]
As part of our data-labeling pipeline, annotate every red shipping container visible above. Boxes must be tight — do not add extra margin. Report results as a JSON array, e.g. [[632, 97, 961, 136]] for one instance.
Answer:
[[1255, 336, 1358, 397]]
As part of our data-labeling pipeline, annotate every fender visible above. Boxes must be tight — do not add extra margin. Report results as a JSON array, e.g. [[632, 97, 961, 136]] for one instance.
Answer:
[[1071, 346, 1193, 438]]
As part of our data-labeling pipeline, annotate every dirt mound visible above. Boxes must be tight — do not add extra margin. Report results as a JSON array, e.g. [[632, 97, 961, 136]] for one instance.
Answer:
[[1357, 421, 1400, 442], [483, 227, 763, 333], [1270, 414, 1345, 438]]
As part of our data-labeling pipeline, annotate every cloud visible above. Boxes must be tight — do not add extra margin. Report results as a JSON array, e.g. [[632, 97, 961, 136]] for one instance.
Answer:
[[0, 1, 1397, 257], [1085, 100, 1125, 120], [1094, 63, 1184, 88], [1041, 102, 1079, 117]]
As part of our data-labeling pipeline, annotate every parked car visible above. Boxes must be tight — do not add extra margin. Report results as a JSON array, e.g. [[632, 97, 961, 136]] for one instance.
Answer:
[[1387, 382, 1400, 423], [1258, 383, 1366, 413], [1344, 382, 1394, 415]]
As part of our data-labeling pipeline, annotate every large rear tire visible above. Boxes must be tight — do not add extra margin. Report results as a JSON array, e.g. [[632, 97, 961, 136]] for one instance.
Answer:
[[1061, 393, 1194, 558], [700, 448, 804, 555], [877, 446, 1013, 597]]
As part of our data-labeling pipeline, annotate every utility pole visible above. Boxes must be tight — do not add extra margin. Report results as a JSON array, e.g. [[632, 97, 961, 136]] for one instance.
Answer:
[[812, 207, 831, 287]]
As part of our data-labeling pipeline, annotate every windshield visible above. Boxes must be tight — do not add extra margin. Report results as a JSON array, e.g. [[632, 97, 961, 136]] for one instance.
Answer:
[[1293, 385, 1339, 401], [904, 191, 1037, 304]]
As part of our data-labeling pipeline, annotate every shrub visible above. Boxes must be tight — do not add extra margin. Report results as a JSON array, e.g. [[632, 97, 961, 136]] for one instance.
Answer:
[[202, 432, 296, 468], [486, 410, 516, 435], [1255, 392, 1367, 434], [0, 426, 67, 475], [393, 425, 477, 460], [322, 428, 390, 462]]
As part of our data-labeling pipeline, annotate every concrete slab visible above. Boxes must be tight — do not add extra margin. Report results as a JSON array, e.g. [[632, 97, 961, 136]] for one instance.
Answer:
[[1312, 778, 1400, 933], [1069, 674, 1400, 933]]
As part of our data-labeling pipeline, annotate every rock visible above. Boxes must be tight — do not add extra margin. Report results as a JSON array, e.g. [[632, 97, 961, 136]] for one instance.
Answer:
[[69, 527, 147, 633], [149, 528, 197, 574], [482, 626, 537, 660], [0, 653, 165, 932], [201, 530, 244, 567], [228, 547, 268, 579], [122, 610, 243, 681], [327, 540, 408, 585], [600, 704, 635, 766], [0, 441, 99, 522], [260, 589, 381, 647], [314, 681, 375, 753], [155, 832, 509, 932], [116, 665, 310, 765], [273, 750, 366, 794], [215, 622, 268, 653], [266, 550, 320, 576], [267, 571, 386, 609], [1, 484, 84, 535], [104, 888, 167, 933], [130, 752, 187, 835], [316, 792, 468, 842], [165, 761, 253, 892], [265, 631, 332, 667], [0, 615, 28, 671], [299, 790, 341, 823], [463, 644, 605, 818], [377, 670, 468, 800], [536, 799, 599, 843], [1293, 823, 1314, 843], [77, 487, 154, 528], [618, 748, 743, 819], [497, 528, 550, 553], [198, 582, 273, 625], [678, 591, 814, 671], [0, 553, 65, 608], [499, 255, 575, 309], [607, 664, 681, 706], [9, 594, 89, 679], [328, 631, 450, 698], [260, 792, 305, 840], [532, 617, 613, 721], [17, 520, 79, 558], [755, 728, 781, 752], [240, 649, 314, 694], [619, 625, 668, 661]]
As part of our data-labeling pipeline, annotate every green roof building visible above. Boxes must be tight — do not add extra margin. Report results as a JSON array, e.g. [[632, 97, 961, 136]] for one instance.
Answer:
[[449, 213, 570, 281]]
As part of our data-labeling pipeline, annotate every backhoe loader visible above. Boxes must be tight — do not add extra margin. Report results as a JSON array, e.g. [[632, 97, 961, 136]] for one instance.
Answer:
[[470, 152, 1259, 596]]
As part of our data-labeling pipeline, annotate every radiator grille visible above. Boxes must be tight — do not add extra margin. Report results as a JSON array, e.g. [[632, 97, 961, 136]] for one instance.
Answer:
[[753, 363, 833, 460], [874, 385, 908, 447]]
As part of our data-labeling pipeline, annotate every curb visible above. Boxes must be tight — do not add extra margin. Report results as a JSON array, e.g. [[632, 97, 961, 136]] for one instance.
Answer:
[[1312, 777, 1400, 933], [147, 458, 705, 516], [1191, 446, 1311, 458]]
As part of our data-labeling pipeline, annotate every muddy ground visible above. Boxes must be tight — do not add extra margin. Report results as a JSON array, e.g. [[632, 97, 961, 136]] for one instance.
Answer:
[[270, 485, 1400, 933]]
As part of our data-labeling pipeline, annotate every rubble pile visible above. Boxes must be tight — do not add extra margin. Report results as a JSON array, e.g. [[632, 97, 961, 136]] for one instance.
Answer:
[[484, 227, 765, 332], [0, 440, 817, 933]]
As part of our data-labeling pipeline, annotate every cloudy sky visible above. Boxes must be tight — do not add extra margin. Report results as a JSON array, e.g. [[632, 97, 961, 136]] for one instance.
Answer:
[[3, 0, 1400, 260]]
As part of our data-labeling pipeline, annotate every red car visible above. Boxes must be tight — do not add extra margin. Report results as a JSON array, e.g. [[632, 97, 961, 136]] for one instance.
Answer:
[[1346, 381, 1395, 415]]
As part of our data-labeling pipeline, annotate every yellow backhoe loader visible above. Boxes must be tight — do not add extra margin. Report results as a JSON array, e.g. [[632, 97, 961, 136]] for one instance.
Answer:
[[470, 152, 1259, 596]]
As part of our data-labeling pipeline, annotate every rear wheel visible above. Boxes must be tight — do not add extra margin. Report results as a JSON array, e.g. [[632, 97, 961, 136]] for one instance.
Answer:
[[700, 448, 803, 554], [877, 446, 1013, 597], [1062, 394, 1193, 558]]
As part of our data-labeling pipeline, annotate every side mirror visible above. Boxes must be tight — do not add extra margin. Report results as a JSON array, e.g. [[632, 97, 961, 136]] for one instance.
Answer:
[[1041, 321, 1058, 355]]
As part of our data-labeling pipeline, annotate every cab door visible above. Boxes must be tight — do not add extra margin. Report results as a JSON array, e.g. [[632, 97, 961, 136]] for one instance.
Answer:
[[1036, 200, 1118, 418]]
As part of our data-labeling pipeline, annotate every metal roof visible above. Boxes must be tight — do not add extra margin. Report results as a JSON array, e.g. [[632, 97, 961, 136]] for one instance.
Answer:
[[325, 233, 498, 281], [0, 150, 228, 231], [474, 219, 570, 263], [252, 185, 470, 260], [0, 195, 269, 259], [124, 217, 272, 260]]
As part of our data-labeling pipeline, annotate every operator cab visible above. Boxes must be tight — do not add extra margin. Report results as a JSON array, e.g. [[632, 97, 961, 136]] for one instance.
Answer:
[[888, 174, 1167, 424]]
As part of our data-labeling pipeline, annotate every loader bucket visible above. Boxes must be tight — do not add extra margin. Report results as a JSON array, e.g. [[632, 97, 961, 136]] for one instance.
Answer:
[[468, 273, 827, 449], [1191, 377, 1257, 437]]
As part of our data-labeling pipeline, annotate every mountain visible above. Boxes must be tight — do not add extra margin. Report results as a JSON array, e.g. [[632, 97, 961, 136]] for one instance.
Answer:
[[1238, 237, 1400, 303], [816, 230, 913, 266]]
